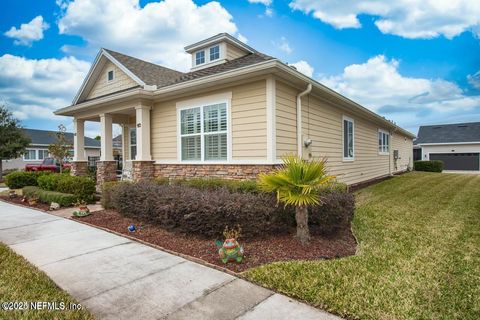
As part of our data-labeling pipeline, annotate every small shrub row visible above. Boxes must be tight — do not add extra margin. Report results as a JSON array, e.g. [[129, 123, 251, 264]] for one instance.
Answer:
[[23, 186, 76, 207], [37, 174, 96, 203], [167, 177, 259, 193], [111, 181, 293, 239], [107, 181, 354, 239], [414, 160, 443, 172], [5, 171, 51, 189]]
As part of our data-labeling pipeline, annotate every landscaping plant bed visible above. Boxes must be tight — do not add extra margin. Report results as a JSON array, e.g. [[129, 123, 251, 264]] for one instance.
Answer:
[[0, 196, 51, 211], [74, 209, 357, 273]]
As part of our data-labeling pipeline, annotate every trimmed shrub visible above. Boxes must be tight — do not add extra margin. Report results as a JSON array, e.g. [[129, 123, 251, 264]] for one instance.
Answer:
[[173, 178, 258, 193], [101, 181, 131, 209], [309, 191, 355, 235], [37, 174, 96, 203], [5, 171, 51, 189], [318, 181, 348, 195], [111, 181, 293, 239], [414, 160, 443, 172], [23, 186, 76, 207]]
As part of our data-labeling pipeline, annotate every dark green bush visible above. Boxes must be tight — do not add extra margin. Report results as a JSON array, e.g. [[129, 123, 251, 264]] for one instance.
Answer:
[[309, 191, 355, 235], [172, 178, 258, 193], [37, 174, 96, 203], [23, 186, 76, 207], [414, 160, 443, 172], [101, 181, 131, 209], [111, 181, 293, 239], [5, 171, 51, 189]]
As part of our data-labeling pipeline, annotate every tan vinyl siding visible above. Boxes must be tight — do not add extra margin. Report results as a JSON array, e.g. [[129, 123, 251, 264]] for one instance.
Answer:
[[151, 80, 267, 161], [275, 80, 413, 185], [226, 43, 248, 60], [86, 61, 138, 100], [391, 133, 413, 172], [276, 81, 298, 155]]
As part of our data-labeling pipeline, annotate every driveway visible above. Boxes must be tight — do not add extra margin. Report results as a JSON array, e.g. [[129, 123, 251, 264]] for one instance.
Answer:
[[0, 200, 340, 320]]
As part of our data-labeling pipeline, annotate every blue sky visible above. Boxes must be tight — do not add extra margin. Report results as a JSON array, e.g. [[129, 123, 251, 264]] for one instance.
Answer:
[[1, 0, 479, 137]]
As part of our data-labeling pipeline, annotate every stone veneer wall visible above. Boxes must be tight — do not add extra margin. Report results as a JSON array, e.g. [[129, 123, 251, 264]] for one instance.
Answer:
[[132, 161, 155, 182], [96, 161, 117, 188], [154, 164, 278, 180], [71, 161, 88, 177]]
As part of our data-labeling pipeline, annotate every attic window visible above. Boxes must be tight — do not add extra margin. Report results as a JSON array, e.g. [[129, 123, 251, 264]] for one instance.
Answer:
[[107, 70, 114, 82], [195, 51, 205, 65], [210, 45, 220, 61]]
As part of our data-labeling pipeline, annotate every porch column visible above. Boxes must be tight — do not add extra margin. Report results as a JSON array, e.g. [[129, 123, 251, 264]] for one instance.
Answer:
[[97, 113, 116, 189], [135, 105, 152, 161], [100, 113, 113, 161], [121, 124, 130, 163], [71, 118, 88, 176], [132, 105, 154, 182]]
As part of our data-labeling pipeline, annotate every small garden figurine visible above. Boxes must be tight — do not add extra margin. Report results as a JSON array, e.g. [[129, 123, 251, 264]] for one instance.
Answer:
[[8, 190, 16, 198], [27, 196, 38, 206], [72, 200, 90, 217], [216, 226, 244, 264], [50, 202, 60, 210], [128, 224, 136, 232]]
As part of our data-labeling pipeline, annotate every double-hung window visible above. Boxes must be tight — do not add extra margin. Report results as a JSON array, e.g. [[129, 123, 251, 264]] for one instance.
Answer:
[[180, 102, 228, 161], [38, 149, 49, 160], [343, 117, 354, 160], [195, 50, 205, 65], [24, 149, 36, 160], [378, 130, 390, 154]]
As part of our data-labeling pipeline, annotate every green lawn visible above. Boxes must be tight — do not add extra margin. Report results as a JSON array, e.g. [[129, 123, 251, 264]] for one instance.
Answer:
[[245, 172, 480, 320], [0, 243, 94, 320]]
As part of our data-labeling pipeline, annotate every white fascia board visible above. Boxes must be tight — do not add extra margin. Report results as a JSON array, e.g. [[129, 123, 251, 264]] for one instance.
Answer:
[[101, 49, 146, 87], [72, 49, 103, 105], [417, 142, 480, 146]]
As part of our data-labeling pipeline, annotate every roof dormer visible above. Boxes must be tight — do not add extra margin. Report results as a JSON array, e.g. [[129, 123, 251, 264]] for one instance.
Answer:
[[185, 33, 254, 71]]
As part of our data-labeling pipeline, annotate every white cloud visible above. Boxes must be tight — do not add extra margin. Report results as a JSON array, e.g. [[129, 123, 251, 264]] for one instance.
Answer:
[[319, 55, 480, 129], [0, 54, 89, 121], [248, 0, 272, 5], [237, 34, 248, 44], [468, 71, 480, 90], [4, 16, 49, 46], [289, 0, 480, 39], [57, 0, 238, 71], [273, 36, 292, 54], [290, 60, 314, 77]]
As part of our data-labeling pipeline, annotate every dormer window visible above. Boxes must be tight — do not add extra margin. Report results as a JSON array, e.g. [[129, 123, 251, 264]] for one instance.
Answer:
[[195, 51, 205, 65], [107, 70, 114, 82], [210, 45, 220, 61]]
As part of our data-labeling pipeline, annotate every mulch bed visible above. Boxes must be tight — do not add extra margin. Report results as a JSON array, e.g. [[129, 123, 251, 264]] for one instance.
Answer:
[[0, 196, 51, 211], [74, 209, 357, 273]]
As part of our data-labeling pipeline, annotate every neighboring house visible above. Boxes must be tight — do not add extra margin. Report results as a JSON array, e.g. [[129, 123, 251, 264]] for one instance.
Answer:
[[414, 122, 480, 171], [54, 33, 414, 186], [2, 128, 101, 171]]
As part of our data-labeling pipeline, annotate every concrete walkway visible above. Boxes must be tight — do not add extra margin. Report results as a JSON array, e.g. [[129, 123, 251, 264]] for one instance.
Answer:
[[0, 200, 340, 320]]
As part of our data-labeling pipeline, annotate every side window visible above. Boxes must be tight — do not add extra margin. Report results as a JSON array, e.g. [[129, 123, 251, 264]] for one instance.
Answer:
[[378, 130, 390, 154], [107, 70, 114, 82], [343, 117, 354, 160], [195, 51, 205, 65]]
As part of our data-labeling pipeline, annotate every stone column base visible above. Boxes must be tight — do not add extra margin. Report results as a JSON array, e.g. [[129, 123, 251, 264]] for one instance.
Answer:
[[71, 161, 88, 177], [96, 161, 117, 189], [132, 161, 155, 182]]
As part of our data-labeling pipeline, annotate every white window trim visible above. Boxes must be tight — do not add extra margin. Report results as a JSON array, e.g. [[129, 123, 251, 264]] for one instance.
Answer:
[[23, 149, 37, 161], [106, 69, 115, 83], [209, 45, 220, 62], [194, 50, 206, 66], [378, 129, 390, 155], [342, 115, 355, 161], [176, 92, 232, 163], [192, 43, 227, 69]]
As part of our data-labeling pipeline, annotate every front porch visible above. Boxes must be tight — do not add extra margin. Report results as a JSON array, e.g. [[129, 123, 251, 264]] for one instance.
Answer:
[[70, 101, 154, 187]]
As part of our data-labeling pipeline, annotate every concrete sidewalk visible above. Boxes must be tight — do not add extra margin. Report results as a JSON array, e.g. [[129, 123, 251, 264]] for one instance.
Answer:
[[0, 200, 340, 320]]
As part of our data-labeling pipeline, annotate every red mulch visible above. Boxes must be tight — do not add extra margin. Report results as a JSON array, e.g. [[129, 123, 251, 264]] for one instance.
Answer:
[[74, 209, 357, 273], [0, 196, 51, 211]]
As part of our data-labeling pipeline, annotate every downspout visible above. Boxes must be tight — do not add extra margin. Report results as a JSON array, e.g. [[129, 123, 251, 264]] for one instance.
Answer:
[[296, 83, 312, 158], [390, 127, 398, 175]]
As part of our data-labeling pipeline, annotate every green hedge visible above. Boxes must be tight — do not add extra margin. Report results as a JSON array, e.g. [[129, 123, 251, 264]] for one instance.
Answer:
[[414, 160, 443, 172], [37, 174, 96, 203], [23, 186, 76, 207], [170, 178, 258, 193], [4, 171, 51, 189]]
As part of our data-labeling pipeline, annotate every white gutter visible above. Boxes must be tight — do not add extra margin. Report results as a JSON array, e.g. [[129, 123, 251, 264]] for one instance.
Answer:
[[296, 83, 312, 157]]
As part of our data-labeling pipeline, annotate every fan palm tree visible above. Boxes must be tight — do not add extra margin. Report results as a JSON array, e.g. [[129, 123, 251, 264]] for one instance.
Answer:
[[258, 155, 334, 245]]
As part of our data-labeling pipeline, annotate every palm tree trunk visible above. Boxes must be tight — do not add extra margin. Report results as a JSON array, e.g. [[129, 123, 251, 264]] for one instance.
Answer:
[[295, 205, 310, 245]]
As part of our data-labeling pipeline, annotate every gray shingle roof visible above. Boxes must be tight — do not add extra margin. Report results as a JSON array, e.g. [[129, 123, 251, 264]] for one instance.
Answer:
[[23, 128, 100, 148], [103, 49, 273, 88], [415, 122, 480, 144]]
